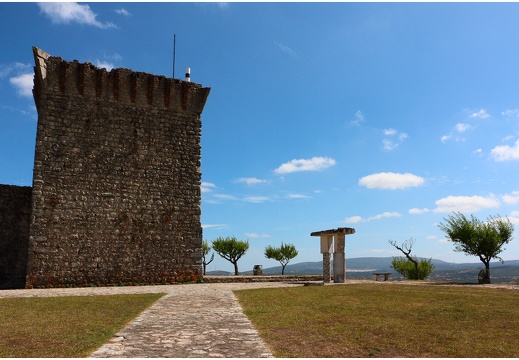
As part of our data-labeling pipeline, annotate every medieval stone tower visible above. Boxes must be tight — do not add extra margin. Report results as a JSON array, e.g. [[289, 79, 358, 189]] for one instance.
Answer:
[[21, 47, 210, 288]]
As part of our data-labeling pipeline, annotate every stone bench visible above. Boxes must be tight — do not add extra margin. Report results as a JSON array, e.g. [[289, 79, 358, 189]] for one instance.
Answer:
[[373, 273, 391, 281]]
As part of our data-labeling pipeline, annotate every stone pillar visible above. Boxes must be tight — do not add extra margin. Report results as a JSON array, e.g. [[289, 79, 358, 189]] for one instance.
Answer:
[[333, 233, 346, 283], [320, 235, 333, 283]]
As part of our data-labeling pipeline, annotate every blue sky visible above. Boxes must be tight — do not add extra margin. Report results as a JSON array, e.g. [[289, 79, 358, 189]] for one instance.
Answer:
[[2, 2, 519, 273]]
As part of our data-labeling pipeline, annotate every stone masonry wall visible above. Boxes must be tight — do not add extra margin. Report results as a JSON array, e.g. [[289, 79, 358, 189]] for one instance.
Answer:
[[27, 48, 210, 288], [0, 185, 32, 289]]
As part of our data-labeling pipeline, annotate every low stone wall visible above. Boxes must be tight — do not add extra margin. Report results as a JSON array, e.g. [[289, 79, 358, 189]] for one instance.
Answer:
[[0, 185, 32, 289], [203, 275, 324, 283]]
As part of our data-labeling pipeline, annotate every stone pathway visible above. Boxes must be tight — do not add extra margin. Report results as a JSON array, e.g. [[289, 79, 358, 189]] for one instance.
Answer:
[[0, 282, 302, 358]]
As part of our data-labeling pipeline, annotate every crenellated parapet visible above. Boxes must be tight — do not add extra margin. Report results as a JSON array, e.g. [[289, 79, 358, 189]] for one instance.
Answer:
[[32, 47, 210, 115]]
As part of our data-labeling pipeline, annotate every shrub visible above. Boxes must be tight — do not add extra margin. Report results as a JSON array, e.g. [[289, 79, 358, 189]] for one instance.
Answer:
[[390, 257, 435, 280]]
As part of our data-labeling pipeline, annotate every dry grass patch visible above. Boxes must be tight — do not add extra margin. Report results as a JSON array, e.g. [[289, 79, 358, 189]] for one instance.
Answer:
[[235, 283, 519, 357], [0, 293, 164, 357]]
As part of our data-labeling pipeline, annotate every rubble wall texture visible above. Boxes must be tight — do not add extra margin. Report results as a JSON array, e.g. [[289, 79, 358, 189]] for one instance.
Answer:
[[0, 185, 32, 289], [27, 48, 210, 288]]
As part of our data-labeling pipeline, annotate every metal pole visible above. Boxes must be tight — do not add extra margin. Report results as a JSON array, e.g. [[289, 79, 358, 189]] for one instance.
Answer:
[[173, 34, 176, 78]]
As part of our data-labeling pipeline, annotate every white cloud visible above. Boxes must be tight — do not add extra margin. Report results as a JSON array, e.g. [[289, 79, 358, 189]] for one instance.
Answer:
[[508, 211, 519, 225], [469, 108, 490, 119], [38, 2, 116, 29], [442, 123, 471, 144], [382, 139, 398, 151], [94, 60, 114, 71], [433, 195, 500, 213], [368, 212, 401, 221], [490, 140, 519, 161], [502, 135, 515, 142], [213, 194, 238, 201], [345, 212, 401, 224], [201, 182, 217, 193], [114, 8, 131, 16], [382, 128, 408, 151], [274, 41, 297, 57], [358, 172, 425, 190], [501, 109, 519, 117], [244, 196, 271, 203], [0, 62, 31, 79], [441, 134, 453, 143], [235, 177, 267, 185], [286, 193, 311, 199], [345, 216, 363, 224], [245, 232, 270, 239], [455, 123, 471, 133], [502, 191, 519, 204], [196, 2, 229, 10], [409, 208, 430, 215], [274, 156, 336, 174], [202, 224, 227, 230], [350, 110, 365, 126], [9, 73, 33, 97]]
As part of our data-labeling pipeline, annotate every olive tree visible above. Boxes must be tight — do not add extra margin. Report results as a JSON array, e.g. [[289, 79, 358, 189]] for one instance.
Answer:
[[438, 212, 514, 284], [202, 240, 214, 275], [211, 236, 249, 275], [264, 242, 298, 275], [388, 238, 428, 279]]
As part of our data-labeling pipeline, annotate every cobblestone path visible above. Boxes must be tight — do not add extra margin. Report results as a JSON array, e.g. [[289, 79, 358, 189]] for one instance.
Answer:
[[0, 282, 300, 358]]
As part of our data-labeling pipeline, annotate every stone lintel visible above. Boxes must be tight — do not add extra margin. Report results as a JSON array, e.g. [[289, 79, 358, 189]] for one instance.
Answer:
[[310, 227, 355, 237]]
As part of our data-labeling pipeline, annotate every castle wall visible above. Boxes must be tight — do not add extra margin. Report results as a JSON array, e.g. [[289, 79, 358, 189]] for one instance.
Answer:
[[27, 48, 210, 288], [0, 185, 32, 289]]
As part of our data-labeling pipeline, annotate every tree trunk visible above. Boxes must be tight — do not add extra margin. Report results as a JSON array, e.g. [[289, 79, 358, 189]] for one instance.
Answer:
[[410, 258, 419, 280], [485, 262, 491, 284], [203, 263, 206, 275], [281, 264, 286, 275], [233, 261, 239, 275]]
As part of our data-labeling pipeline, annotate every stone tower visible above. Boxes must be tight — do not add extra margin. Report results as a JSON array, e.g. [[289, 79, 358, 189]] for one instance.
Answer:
[[26, 47, 210, 287]]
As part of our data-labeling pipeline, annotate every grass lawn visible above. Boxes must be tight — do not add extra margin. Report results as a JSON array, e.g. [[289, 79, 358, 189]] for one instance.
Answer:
[[0, 293, 165, 357], [235, 283, 519, 357]]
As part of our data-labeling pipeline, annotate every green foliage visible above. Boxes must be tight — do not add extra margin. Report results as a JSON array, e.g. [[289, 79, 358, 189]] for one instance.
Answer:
[[202, 240, 214, 275], [390, 257, 435, 280], [202, 240, 212, 256], [438, 212, 514, 283], [212, 236, 249, 275], [264, 243, 298, 275]]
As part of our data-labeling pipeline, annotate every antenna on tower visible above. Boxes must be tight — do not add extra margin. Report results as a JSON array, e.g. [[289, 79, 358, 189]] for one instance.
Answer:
[[173, 34, 176, 79]]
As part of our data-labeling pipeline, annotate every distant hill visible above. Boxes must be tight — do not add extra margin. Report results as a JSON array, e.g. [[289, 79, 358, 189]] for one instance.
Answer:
[[207, 257, 519, 284]]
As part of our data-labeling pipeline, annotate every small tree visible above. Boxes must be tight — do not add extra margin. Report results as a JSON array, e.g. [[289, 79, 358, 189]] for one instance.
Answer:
[[390, 257, 435, 280], [202, 240, 214, 275], [212, 236, 249, 275], [264, 242, 298, 275], [438, 212, 514, 284], [388, 238, 435, 280]]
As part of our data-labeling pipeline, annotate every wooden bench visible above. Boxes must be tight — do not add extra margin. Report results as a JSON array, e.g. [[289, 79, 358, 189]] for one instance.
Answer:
[[373, 272, 391, 281]]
